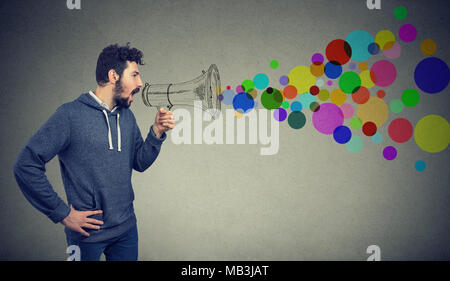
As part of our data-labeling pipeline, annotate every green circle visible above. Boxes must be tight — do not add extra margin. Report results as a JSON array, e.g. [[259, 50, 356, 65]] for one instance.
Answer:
[[390, 99, 404, 113], [261, 88, 284, 110], [401, 89, 420, 107], [270, 60, 279, 69], [288, 111, 306, 129], [394, 6, 408, 20], [318, 89, 330, 101], [281, 101, 290, 109], [339, 71, 361, 94], [241, 79, 255, 93], [349, 116, 362, 129]]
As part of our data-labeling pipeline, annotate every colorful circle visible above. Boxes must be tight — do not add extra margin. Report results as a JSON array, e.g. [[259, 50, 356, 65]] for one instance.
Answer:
[[340, 103, 354, 119], [333, 126, 352, 144], [388, 118, 413, 143], [330, 89, 347, 105], [414, 115, 450, 153], [339, 71, 361, 94], [390, 99, 404, 114], [242, 79, 255, 93], [356, 96, 389, 127], [351, 86, 370, 105], [345, 134, 364, 153], [371, 132, 383, 144], [349, 116, 363, 130], [310, 63, 325, 77], [414, 160, 426, 172], [261, 87, 284, 110], [377, 90, 386, 99], [362, 121, 377, 136], [383, 42, 401, 59], [312, 103, 344, 135], [270, 60, 279, 69], [346, 30, 374, 62], [318, 89, 330, 101], [233, 92, 255, 113], [394, 6, 408, 20], [375, 30, 396, 50], [324, 62, 343, 79], [283, 85, 298, 99], [383, 146, 397, 160], [312, 53, 324, 64], [401, 89, 420, 107], [398, 24, 417, 42], [253, 73, 270, 90], [420, 39, 437, 56], [370, 60, 397, 87], [279, 75, 289, 86], [414, 57, 449, 94], [288, 111, 307, 129], [326, 39, 352, 65], [289, 65, 316, 94], [290, 101, 302, 112], [273, 108, 287, 122]]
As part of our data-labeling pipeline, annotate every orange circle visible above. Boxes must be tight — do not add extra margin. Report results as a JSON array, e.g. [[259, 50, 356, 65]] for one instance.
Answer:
[[358, 62, 368, 71], [420, 39, 437, 56], [377, 90, 386, 99], [310, 63, 325, 77], [283, 85, 298, 99]]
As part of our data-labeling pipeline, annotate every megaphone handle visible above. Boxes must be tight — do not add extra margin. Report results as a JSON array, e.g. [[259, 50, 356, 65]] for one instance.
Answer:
[[166, 83, 174, 110]]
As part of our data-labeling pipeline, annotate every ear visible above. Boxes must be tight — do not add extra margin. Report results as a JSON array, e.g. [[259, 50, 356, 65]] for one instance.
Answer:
[[108, 69, 120, 84]]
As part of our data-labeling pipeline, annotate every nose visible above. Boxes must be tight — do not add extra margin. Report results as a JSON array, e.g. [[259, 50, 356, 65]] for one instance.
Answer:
[[137, 77, 143, 88]]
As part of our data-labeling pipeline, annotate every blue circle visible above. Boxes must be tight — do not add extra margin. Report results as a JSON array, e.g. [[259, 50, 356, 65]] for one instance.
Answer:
[[290, 101, 303, 112], [253, 73, 270, 90], [346, 30, 375, 62], [414, 57, 449, 94], [221, 89, 235, 105], [414, 160, 426, 172], [233, 92, 255, 113], [333, 125, 352, 144], [325, 62, 343, 79], [368, 42, 380, 55]]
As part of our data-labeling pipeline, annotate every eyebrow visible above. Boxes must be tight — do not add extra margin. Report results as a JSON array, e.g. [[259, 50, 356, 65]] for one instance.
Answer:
[[132, 71, 140, 75]]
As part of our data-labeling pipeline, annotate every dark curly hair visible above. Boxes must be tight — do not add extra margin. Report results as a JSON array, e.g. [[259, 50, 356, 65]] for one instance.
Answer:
[[96, 42, 144, 86]]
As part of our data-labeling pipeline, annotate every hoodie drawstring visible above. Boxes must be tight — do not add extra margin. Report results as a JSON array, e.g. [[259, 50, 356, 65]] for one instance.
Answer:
[[102, 110, 121, 152], [117, 113, 121, 152], [103, 110, 114, 150]]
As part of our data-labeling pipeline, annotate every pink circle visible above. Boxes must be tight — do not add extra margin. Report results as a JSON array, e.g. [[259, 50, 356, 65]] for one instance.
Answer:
[[383, 42, 402, 59], [236, 85, 244, 93], [398, 24, 417, 42], [327, 80, 333, 86], [312, 103, 344, 135], [340, 103, 354, 119], [370, 60, 397, 87]]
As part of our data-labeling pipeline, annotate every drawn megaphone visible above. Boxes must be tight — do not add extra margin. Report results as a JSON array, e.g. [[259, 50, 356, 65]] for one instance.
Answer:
[[141, 64, 222, 119]]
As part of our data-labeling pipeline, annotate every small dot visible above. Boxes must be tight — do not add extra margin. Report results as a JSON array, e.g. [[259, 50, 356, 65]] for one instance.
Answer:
[[414, 160, 426, 172], [270, 60, 279, 69]]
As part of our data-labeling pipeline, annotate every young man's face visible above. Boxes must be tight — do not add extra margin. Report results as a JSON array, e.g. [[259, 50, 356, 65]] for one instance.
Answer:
[[113, 61, 143, 108]]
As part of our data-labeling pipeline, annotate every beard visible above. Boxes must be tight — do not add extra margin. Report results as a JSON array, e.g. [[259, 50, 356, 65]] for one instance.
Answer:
[[113, 79, 140, 109]]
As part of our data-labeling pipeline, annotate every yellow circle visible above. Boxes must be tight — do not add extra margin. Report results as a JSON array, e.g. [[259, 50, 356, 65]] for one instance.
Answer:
[[318, 89, 330, 101], [288, 65, 316, 94], [414, 115, 450, 153], [360, 70, 375, 89], [420, 39, 437, 56], [375, 30, 396, 50], [330, 89, 347, 105], [356, 97, 389, 127]]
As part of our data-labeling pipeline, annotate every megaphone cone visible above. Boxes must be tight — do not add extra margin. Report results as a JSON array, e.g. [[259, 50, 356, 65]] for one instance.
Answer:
[[142, 64, 222, 119]]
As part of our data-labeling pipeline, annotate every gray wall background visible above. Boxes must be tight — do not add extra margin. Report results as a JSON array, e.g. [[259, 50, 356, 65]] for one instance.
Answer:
[[0, 0, 449, 260]]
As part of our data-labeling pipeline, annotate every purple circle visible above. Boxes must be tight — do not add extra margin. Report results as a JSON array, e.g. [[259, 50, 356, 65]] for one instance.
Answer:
[[312, 103, 344, 135], [383, 146, 397, 160], [349, 62, 356, 70], [398, 24, 417, 42], [273, 108, 287, 122], [312, 53, 324, 64], [236, 85, 244, 93], [279, 75, 289, 86], [327, 80, 333, 86]]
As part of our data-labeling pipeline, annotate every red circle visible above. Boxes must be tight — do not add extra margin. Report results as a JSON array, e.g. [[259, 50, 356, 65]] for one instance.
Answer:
[[388, 118, 413, 143], [362, 121, 377, 136], [226, 85, 231, 90], [326, 39, 352, 65], [283, 85, 298, 99], [352, 86, 370, 104], [310, 86, 320, 95], [377, 90, 386, 98]]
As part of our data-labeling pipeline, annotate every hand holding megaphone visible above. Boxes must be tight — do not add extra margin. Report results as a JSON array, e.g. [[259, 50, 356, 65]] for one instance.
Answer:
[[152, 107, 175, 138]]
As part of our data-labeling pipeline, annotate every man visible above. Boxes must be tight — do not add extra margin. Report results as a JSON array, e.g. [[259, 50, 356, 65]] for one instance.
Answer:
[[13, 43, 175, 261]]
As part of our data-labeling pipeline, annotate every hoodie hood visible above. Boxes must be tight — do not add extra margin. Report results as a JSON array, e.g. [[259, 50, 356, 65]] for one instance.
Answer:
[[77, 92, 122, 152]]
